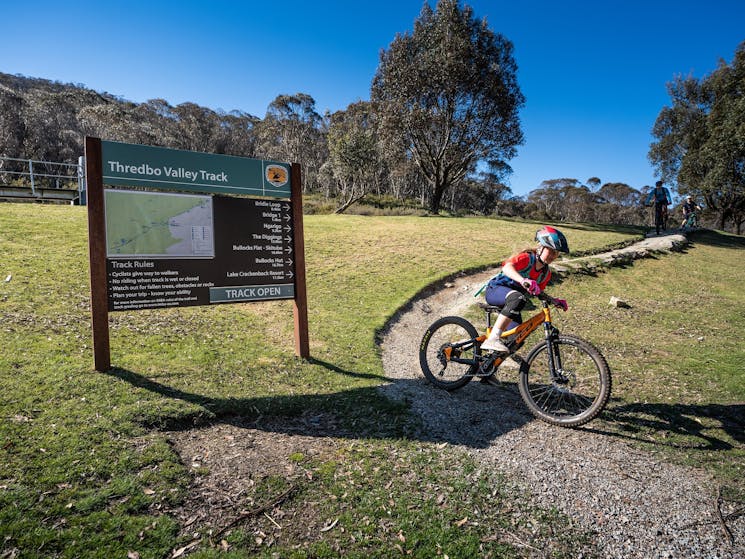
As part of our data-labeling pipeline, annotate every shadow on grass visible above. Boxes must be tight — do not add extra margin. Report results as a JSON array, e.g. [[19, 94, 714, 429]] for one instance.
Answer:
[[105, 367, 742, 453], [105, 366, 533, 449], [688, 229, 745, 249], [585, 400, 745, 450]]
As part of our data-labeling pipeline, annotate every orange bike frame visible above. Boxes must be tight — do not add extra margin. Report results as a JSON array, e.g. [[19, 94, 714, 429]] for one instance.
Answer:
[[477, 305, 552, 347]]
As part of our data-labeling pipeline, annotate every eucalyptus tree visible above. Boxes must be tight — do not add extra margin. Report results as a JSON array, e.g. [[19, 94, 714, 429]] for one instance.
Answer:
[[527, 179, 581, 220], [134, 99, 181, 147], [0, 87, 24, 159], [169, 102, 224, 153], [649, 41, 745, 232], [596, 182, 646, 225], [255, 93, 327, 193], [21, 90, 86, 162], [217, 111, 260, 158], [371, 0, 524, 213], [326, 101, 382, 213], [79, 101, 160, 146], [586, 177, 602, 191], [597, 182, 642, 207]]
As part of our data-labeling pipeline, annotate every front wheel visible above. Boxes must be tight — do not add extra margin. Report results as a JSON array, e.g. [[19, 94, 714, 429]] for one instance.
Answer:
[[419, 316, 480, 391], [519, 334, 611, 427]]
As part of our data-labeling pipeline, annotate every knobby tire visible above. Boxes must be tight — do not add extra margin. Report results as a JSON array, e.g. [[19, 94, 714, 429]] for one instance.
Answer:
[[419, 316, 479, 391], [519, 334, 611, 427]]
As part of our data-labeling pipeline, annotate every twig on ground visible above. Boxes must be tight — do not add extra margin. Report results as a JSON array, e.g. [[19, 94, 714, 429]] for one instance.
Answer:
[[716, 485, 734, 546], [481, 530, 541, 552], [214, 483, 298, 539]]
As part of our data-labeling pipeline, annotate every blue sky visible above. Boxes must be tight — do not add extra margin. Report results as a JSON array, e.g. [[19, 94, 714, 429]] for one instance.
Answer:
[[2, 0, 743, 198]]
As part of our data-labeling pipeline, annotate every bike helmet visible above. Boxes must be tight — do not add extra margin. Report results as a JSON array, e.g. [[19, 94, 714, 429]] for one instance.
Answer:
[[535, 226, 569, 253]]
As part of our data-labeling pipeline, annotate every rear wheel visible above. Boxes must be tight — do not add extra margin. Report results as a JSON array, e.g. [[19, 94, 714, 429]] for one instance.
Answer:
[[419, 316, 479, 390], [519, 334, 611, 427]]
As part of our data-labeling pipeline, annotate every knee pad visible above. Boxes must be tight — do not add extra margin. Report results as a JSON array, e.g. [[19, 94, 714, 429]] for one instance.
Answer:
[[500, 290, 527, 321]]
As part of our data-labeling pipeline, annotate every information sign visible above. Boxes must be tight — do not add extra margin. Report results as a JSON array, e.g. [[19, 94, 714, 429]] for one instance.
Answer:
[[85, 137, 309, 370]]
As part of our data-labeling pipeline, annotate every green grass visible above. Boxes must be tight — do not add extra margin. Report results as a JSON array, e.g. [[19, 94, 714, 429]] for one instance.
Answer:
[[505, 229, 745, 495], [1, 203, 742, 556]]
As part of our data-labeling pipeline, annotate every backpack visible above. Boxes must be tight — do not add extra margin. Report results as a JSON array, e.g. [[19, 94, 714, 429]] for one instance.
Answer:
[[474, 252, 549, 297]]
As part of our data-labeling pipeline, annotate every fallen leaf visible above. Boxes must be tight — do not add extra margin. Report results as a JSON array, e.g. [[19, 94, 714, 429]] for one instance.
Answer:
[[172, 540, 200, 558], [455, 517, 468, 527]]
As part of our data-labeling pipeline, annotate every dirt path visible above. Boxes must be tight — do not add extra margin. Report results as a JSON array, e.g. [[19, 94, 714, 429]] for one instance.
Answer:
[[378, 232, 744, 558]]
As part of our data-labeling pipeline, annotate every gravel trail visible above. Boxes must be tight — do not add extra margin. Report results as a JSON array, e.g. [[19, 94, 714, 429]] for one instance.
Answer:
[[378, 233, 744, 558]]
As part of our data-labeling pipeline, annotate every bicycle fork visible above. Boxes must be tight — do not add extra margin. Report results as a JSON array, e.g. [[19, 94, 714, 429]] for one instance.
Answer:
[[543, 323, 568, 385]]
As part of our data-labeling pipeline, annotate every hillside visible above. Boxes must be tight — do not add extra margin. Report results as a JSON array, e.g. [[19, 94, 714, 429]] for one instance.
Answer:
[[0, 204, 742, 557]]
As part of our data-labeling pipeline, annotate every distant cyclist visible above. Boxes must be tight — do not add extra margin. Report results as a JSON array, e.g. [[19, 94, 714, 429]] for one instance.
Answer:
[[680, 195, 702, 230], [645, 180, 672, 234]]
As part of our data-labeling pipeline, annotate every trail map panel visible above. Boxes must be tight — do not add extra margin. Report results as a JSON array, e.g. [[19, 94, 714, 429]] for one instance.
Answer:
[[105, 190, 214, 258]]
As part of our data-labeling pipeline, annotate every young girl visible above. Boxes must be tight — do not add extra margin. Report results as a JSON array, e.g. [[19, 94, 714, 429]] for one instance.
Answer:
[[480, 226, 569, 352]]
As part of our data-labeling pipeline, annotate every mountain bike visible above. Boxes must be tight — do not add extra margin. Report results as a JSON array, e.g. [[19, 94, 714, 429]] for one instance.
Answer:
[[682, 211, 698, 229], [419, 293, 612, 427]]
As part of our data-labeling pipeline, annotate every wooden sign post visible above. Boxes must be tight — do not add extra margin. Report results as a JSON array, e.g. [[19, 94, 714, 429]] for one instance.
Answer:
[[85, 137, 309, 371]]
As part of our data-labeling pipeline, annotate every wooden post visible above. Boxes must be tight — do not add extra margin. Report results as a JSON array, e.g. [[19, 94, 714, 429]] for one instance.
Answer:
[[84, 137, 111, 371], [291, 163, 309, 358]]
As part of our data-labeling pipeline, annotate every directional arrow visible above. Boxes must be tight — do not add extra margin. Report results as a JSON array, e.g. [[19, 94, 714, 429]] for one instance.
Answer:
[[283, 203, 290, 212], [283, 213, 291, 222], [285, 245, 293, 254], [285, 258, 293, 267], [284, 224, 291, 233], [284, 235, 292, 243]]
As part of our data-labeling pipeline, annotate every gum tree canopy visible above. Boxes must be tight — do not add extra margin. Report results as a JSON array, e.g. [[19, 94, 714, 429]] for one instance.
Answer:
[[649, 41, 745, 233], [371, 0, 524, 214]]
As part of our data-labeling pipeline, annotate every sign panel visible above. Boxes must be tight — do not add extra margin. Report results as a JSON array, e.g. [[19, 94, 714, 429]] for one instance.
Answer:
[[101, 140, 291, 198], [86, 136, 309, 369], [105, 193, 295, 311]]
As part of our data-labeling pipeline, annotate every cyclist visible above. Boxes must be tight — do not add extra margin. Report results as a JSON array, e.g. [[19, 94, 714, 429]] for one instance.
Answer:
[[480, 226, 569, 353], [680, 195, 702, 229], [645, 180, 672, 234]]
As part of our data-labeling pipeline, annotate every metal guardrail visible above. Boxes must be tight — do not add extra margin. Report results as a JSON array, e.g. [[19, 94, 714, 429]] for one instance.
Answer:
[[0, 156, 85, 203]]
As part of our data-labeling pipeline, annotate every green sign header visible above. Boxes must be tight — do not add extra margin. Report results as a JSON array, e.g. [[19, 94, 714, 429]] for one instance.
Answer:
[[101, 140, 291, 198]]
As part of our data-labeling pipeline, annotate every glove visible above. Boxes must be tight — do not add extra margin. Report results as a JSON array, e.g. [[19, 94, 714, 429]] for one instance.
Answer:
[[523, 279, 542, 295], [553, 298, 568, 312]]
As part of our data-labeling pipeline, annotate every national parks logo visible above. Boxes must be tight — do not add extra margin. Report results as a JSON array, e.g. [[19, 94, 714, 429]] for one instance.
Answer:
[[265, 164, 289, 188]]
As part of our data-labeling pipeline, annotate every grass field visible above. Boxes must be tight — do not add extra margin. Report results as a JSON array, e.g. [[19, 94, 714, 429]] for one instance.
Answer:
[[1, 204, 742, 558]]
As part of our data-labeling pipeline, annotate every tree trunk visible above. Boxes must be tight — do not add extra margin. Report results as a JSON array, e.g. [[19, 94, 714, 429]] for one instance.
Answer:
[[719, 210, 728, 231], [428, 179, 446, 214]]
